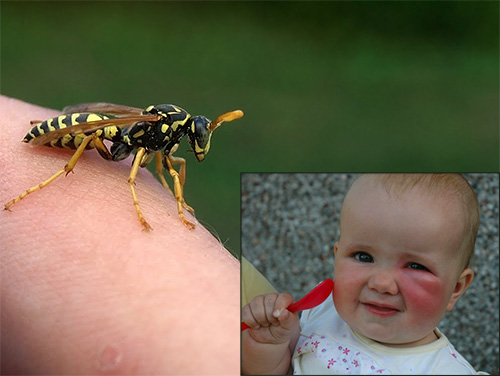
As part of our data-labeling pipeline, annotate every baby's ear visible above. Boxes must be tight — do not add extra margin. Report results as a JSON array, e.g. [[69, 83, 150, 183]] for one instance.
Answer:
[[446, 268, 474, 312]]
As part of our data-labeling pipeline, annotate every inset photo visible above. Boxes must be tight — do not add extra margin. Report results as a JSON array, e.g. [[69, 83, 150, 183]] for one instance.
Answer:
[[241, 173, 498, 375]]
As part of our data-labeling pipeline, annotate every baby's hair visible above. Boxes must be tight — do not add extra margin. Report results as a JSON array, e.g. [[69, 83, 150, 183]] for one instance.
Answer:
[[351, 174, 480, 271]]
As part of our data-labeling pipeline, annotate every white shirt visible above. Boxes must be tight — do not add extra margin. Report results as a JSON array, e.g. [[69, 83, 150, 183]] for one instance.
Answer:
[[292, 294, 484, 375]]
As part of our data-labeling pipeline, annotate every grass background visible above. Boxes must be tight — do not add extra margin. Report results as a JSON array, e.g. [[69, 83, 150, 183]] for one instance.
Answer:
[[2, 1, 498, 257]]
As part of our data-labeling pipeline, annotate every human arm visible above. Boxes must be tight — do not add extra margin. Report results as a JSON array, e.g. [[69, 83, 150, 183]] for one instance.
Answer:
[[241, 293, 301, 375], [0, 96, 239, 374]]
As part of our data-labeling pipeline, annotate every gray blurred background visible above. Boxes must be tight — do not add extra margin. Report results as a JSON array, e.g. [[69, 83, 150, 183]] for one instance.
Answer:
[[241, 173, 499, 374]]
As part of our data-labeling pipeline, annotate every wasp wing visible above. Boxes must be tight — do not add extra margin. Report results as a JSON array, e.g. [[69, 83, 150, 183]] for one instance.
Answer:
[[63, 102, 144, 116], [29, 115, 161, 146]]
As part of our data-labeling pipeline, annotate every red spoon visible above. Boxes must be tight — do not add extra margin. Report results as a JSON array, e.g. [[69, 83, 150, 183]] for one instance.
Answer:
[[241, 278, 334, 331]]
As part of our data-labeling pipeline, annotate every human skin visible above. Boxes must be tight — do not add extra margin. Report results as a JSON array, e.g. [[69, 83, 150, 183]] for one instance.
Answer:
[[0, 96, 239, 374], [333, 176, 474, 347], [241, 292, 301, 375]]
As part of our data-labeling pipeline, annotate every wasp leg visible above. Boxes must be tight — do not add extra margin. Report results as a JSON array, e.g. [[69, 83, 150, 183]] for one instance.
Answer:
[[4, 133, 97, 210], [168, 156, 187, 186], [156, 153, 195, 215], [169, 155, 195, 214], [155, 152, 174, 193], [164, 156, 196, 230], [92, 135, 113, 160], [128, 147, 152, 231], [128, 148, 151, 231]]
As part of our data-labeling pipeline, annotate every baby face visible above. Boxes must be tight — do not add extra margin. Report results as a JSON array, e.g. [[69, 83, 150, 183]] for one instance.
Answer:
[[333, 180, 469, 347]]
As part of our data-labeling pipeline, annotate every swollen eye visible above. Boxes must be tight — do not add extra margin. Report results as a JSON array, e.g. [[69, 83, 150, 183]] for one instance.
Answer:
[[407, 263, 430, 272]]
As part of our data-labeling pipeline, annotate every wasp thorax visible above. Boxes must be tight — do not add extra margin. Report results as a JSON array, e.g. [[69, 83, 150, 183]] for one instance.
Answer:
[[188, 116, 212, 162]]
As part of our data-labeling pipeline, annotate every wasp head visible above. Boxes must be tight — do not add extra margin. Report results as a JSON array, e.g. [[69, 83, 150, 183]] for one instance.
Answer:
[[187, 116, 212, 162], [188, 110, 244, 162]]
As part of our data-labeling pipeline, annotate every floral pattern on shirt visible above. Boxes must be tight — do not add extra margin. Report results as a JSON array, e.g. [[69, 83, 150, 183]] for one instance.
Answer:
[[293, 334, 390, 375]]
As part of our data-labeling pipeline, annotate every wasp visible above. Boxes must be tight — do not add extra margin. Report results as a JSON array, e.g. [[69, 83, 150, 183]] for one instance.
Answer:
[[4, 102, 244, 231]]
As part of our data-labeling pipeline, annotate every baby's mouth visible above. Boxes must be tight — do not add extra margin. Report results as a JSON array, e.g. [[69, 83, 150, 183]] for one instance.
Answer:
[[362, 302, 400, 317]]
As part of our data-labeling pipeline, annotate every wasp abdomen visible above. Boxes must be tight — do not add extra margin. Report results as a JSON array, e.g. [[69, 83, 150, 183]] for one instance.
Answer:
[[23, 113, 116, 149]]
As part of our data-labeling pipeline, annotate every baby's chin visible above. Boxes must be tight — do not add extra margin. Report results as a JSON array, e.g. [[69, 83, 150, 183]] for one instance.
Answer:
[[351, 324, 400, 344], [342, 315, 411, 346], [350, 323, 435, 348]]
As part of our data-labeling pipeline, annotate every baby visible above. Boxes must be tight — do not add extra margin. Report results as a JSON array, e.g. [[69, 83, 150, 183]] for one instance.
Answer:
[[242, 174, 485, 374]]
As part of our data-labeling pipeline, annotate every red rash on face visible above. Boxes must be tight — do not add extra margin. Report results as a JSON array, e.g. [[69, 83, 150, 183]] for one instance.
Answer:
[[397, 268, 447, 322], [333, 259, 452, 345]]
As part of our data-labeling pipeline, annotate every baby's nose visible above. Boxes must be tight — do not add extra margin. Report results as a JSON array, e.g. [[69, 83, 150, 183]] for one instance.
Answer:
[[368, 272, 399, 295]]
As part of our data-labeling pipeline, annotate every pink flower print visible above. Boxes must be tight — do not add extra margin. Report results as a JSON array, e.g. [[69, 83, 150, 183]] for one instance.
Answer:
[[338, 346, 343, 350], [371, 366, 375, 370], [312, 340, 320, 348], [297, 347, 302, 355], [356, 352, 360, 356], [342, 347, 350, 355], [452, 353, 457, 359], [322, 348, 327, 353], [376, 370, 384, 374], [327, 359, 336, 369], [352, 360, 359, 368], [321, 336, 325, 339]]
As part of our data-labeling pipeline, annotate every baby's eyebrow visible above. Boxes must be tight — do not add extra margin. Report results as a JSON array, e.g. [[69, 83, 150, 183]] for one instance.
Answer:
[[343, 242, 377, 252], [398, 250, 435, 264]]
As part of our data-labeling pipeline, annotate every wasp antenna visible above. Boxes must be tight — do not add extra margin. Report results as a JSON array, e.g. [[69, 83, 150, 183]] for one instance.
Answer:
[[209, 110, 244, 132]]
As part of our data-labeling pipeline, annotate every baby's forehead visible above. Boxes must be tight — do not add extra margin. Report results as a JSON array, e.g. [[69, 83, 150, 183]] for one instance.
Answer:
[[341, 179, 467, 252], [349, 175, 464, 204], [342, 176, 468, 228]]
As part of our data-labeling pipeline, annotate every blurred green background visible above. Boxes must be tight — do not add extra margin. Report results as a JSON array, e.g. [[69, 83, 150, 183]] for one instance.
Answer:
[[2, 1, 498, 257]]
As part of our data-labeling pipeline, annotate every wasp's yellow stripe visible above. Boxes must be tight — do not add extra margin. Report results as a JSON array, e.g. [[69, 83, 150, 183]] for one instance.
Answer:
[[71, 113, 81, 124], [86, 113, 104, 122], [57, 115, 67, 129], [132, 129, 145, 138], [47, 118, 56, 132]]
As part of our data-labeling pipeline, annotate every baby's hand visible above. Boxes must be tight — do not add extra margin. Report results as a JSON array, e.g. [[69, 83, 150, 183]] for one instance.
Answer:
[[242, 293, 300, 344]]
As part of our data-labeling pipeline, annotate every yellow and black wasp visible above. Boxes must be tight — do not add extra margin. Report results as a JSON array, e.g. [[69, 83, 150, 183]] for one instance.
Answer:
[[4, 102, 244, 230]]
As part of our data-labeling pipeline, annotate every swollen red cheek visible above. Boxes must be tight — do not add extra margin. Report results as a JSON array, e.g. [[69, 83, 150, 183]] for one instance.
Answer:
[[400, 273, 445, 320]]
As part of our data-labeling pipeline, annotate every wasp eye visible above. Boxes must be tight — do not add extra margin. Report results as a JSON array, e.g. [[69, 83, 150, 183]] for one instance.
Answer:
[[193, 117, 210, 145]]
